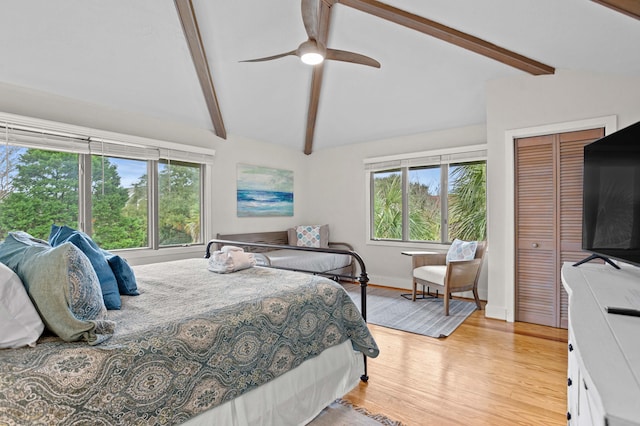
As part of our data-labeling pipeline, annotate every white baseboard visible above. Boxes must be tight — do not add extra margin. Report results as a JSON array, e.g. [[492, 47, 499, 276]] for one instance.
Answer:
[[485, 303, 512, 322]]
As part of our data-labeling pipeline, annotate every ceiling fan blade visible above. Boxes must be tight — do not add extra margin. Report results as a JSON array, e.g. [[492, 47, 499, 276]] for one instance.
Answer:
[[239, 50, 298, 63], [325, 48, 381, 68], [301, 0, 319, 40]]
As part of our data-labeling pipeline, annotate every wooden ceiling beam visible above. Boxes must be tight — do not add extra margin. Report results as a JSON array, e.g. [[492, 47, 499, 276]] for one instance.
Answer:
[[304, 0, 333, 155], [591, 0, 640, 20], [174, 0, 227, 139], [338, 0, 555, 76]]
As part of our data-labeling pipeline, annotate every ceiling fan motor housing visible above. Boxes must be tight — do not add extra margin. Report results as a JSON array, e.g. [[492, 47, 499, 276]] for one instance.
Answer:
[[298, 39, 326, 64]]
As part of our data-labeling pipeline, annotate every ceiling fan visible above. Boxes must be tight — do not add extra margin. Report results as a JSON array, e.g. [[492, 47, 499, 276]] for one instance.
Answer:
[[241, 0, 380, 68]]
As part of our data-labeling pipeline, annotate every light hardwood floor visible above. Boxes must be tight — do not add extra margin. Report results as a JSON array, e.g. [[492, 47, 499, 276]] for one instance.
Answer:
[[344, 290, 569, 426]]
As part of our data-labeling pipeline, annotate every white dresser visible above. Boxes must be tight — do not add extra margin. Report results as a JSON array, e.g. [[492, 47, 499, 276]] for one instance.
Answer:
[[561, 262, 640, 425]]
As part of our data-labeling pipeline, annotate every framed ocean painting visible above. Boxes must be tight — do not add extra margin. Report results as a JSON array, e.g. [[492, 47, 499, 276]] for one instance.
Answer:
[[237, 164, 294, 217]]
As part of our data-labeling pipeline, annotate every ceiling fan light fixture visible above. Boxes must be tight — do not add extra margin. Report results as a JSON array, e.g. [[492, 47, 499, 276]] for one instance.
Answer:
[[298, 39, 325, 65], [300, 52, 324, 65]]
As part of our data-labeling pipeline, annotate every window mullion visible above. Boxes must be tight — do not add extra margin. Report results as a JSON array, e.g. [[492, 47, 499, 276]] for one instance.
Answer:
[[200, 164, 207, 243], [78, 154, 92, 235], [199, 163, 209, 244], [369, 172, 375, 239], [440, 163, 449, 243], [148, 160, 159, 249], [402, 167, 409, 241]]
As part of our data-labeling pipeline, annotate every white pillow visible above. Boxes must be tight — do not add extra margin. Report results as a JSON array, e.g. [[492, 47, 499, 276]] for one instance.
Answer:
[[0, 262, 45, 348], [446, 239, 478, 263]]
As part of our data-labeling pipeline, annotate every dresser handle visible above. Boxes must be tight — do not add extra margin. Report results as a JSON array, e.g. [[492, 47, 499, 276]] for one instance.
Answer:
[[568, 343, 573, 352], [568, 378, 572, 386]]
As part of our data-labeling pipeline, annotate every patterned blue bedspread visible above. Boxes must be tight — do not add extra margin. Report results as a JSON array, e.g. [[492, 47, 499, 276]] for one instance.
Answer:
[[0, 259, 378, 425]]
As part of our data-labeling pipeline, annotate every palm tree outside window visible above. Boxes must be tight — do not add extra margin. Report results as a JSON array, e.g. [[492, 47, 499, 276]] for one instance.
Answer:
[[369, 151, 486, 244]]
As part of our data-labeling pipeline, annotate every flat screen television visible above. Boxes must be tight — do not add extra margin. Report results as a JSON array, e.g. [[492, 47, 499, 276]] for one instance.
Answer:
[[576, 120, 640, 269]]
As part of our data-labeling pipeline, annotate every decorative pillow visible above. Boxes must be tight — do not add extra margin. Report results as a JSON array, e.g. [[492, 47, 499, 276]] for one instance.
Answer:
[[446, 239, 478, 263], [48, 224, 77, 245], [0, 262, 45, 349], [295, 225, 321, 248], [0, 232, 115, 344], [288, 224, 330, 248], [49, 225, 131, 306], [51, 224, 138, 296], [103, 252, 139, 296]]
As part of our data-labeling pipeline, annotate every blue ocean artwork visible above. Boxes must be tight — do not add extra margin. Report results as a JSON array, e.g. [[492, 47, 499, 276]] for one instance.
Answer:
[[237, 189, 294, 217], [237, 164, 294, 217]]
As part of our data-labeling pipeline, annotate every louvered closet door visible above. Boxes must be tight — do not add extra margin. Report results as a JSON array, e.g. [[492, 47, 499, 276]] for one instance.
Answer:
[[558, 128, 604, 328], [515, 128, 604, 328], [515, 135, 557, 327]]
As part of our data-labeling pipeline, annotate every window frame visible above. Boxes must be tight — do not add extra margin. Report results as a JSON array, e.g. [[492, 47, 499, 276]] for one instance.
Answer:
[[0, 112, 214, 261], [365, 144, 487, 248]]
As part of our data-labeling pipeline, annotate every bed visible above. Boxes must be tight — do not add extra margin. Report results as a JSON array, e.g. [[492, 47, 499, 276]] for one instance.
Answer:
[[0, 244, 377, 425], [215, 229, 356, 280]]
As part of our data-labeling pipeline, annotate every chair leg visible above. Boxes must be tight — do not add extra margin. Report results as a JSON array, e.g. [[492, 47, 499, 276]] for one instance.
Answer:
[[444, 294, 450, 316], [472, 287, 482, 310], [412, 280, 417, 301]]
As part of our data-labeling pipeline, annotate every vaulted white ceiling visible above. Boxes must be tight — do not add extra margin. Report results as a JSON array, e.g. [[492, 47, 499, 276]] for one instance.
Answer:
[[1, 0, 639, 153]]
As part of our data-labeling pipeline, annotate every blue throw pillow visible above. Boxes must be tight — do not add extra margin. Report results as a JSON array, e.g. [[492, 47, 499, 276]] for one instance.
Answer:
[[103, 251, 139, 296], [49, 224, 76, 245], [49, 225, 121, 310], [50, 225, 138, 297]]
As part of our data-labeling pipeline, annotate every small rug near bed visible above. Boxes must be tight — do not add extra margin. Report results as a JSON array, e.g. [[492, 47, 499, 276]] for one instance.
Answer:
[[309, 399, 405, 425], [343, 283, 477, 338]]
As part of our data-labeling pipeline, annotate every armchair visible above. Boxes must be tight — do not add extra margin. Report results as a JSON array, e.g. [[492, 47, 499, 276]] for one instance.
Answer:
[[411, 241, 486, 316]]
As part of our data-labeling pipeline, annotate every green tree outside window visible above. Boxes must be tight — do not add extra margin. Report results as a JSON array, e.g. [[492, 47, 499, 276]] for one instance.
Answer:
[[371, 160, 486, 243], [0, 147, 202, 249]]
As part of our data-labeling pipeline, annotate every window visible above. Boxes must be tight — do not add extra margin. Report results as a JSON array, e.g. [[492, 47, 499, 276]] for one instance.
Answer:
[[0, 147, 79, 239], [158, 160, 201, 246], [408, 166, 441, 241], [91, 156, 148, 250], [372, 170, 402, 239], [447, 161, 487, 242], [367, 148, 486, 244], [0, 120, 212, 250]]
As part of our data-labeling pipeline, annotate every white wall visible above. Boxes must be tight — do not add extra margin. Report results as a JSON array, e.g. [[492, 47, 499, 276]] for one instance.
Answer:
[[4, 70, 640, 321], [210, 134, 310, 236], [0, 80, 489, 289], [0, 82, 311, 263], [302, 69, 640, 321], [0, 82, 217, 150], [485, 69, 640, 321], [302, 124, 489, 296]]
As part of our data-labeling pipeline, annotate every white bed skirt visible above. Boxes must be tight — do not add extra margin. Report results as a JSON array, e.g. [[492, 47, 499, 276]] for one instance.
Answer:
[[182, 340, 364, 426]]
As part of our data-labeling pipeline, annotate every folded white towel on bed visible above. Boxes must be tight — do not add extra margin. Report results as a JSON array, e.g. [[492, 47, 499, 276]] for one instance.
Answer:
[[220, 245, 244, 253], [208, 246, 257, 273]]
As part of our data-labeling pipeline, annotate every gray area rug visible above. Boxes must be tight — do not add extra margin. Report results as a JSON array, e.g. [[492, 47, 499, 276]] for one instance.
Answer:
[[308, 399, 404, 426], [343, 283, 477, 338]]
